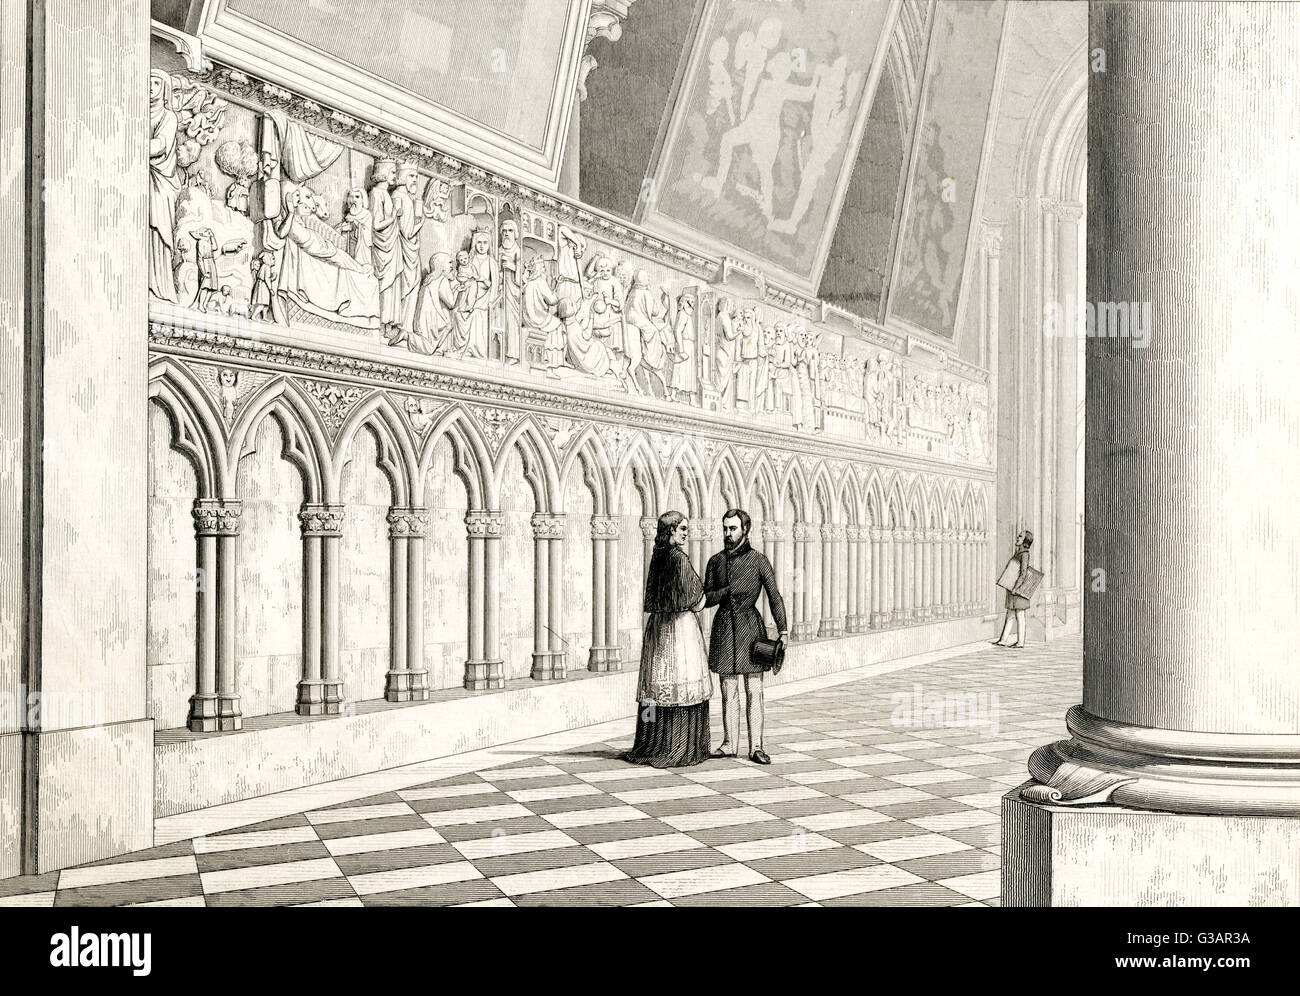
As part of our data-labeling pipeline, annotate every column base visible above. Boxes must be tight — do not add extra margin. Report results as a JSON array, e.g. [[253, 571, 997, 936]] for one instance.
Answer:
[[869, 611, 888, 628], [296, 680, 344, 716], [464, 659, 505, 691], [384, 669, 431, 703], [218, 695, 242, 732], [531, 651, 567, 681], [587, 646, 622, 672], [817, 618, 843, 638], [187, 694, 220, 733], [1003, 789, 1300, 906], [1024, 706, 1300, 816], [790, 622, 816, 641], [844, 615, 866, 634]]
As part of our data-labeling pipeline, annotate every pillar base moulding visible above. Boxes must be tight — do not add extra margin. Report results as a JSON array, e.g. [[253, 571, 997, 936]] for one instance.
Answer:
[[870, 611, 891, 629], [588, 646, 622, 672], [817, 618, 844, 638], [384, 669, 430, 703], [790, 622, 817, 642], [531, 651, 568, 681], [296, 679, 344, 717], [845, 614, 868, 634], [1020, 706, 1300, 817], [464, 659, 505, 691]]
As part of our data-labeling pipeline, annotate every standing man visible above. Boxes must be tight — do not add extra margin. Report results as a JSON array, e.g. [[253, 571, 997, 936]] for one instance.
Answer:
[[703, 508, 788, 764], [993, 530, 1034, 647]]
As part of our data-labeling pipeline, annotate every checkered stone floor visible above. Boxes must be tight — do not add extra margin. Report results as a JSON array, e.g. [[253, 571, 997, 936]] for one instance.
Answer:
[[0, 637, 1080, 908]]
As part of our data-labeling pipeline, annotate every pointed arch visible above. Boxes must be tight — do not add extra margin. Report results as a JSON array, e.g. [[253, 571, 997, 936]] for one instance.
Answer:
[[559, 429, 615, 516], [835, 466, 864, 526], [417, 404, 494, 508], [501, 416, 562, 514], [663, 437, 710, 519], [808, 462, 836, 524], [148, 358, 229, 499], [331, 391, 419, 507], [780, 458, 812, 522], [229, 377, 329, 503], [745, 451, 782, 521], [708, 447, 748, 517], [862, 467, 887, 527], [614, 430, 665, 518]]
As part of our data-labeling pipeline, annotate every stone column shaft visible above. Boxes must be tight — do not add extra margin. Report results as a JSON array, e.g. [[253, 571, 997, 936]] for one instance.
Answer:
[[298, 503, 345, 715], [464, 510, 504, 690], [385, 507, 430, 702]]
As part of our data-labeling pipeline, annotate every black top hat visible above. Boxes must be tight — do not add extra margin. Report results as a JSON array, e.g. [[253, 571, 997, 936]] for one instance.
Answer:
[[753, 635, 785, 675]]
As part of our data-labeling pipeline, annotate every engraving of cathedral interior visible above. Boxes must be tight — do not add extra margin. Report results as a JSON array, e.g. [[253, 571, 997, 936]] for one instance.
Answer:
[[4, 0, 1295, 911]]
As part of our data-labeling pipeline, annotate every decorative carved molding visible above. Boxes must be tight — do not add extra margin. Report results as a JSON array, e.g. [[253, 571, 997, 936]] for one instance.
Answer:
[[471, 406, 526, 457], [578, 1, 639, 102], [639, 516, 658, 540], [792, 523, 816, 543], [387, 506, 430, 538], [303, 380, 365, 436], [464, 510, 505, 538], [152, 20, 211, 74], [299, 503, 345, 536], [531, 513, 567, 539], [761, 520, 786, 542], [590, 515, 622, 540], [821, 523, 846, 542], [1022, 743, 1138, 806], [193, 498, 242, 536]]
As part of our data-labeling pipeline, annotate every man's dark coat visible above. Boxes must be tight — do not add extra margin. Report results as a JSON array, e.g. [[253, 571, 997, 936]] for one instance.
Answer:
[[703, 539, 787, 675]]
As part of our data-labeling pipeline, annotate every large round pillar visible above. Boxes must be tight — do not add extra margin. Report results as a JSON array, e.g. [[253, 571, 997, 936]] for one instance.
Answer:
[[1022, 0, 1300, 817]]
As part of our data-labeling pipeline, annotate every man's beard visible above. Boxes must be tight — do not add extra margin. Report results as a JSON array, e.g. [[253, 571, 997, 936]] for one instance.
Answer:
[[723, 533, 743, 550]]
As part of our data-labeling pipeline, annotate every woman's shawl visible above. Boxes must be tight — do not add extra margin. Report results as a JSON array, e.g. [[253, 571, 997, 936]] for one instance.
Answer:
[[643, 546, 704, 614]]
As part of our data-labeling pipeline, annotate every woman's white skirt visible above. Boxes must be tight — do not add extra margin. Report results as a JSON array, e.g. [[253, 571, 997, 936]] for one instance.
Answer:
[[637, 610, 712, 707]]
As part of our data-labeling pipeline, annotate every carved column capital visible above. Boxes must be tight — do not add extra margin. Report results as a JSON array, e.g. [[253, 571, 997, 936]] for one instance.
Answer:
[[532, 512, 566, 539], [821, 523, 846, 542], [688, 521, 713, 542], [639, 516, 659, 540], [979, 222, 1005, 259], [299, 503, 345, 536], [465, 509, 504, 538], [870, 527, 889, 543], [761, 519, 787, 542], [1056, 201, 1085, 224], [193, 498, 243, 536], [387, 506, 430, 538], [590, 514, 622, 539], [792, 522, 816, 543]]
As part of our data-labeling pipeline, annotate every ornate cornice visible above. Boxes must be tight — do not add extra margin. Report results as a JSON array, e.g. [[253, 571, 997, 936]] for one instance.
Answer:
[[148, 320, 996, 482]]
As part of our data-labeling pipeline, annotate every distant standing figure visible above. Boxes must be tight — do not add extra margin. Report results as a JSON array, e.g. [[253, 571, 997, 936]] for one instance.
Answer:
[[624, 511, 714, 768], [994, 530, 1034, 648]]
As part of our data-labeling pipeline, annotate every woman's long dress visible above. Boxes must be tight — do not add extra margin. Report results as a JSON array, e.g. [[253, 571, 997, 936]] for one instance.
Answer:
[[625, 546, 713, 767]]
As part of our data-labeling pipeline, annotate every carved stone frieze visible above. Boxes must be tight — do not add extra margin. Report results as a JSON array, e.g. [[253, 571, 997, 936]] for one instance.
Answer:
[[464, 510, 505, 538], [531, 513, 566, 539]]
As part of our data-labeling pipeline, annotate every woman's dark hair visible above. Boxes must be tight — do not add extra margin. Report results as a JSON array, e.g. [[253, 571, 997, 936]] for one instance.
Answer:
[[653, 510, 686, 557]]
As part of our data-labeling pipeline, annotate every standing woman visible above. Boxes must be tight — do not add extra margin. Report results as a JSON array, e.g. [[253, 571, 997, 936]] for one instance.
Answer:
[[625, 511, 713, 767], [994, 530, 1034, 647]]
